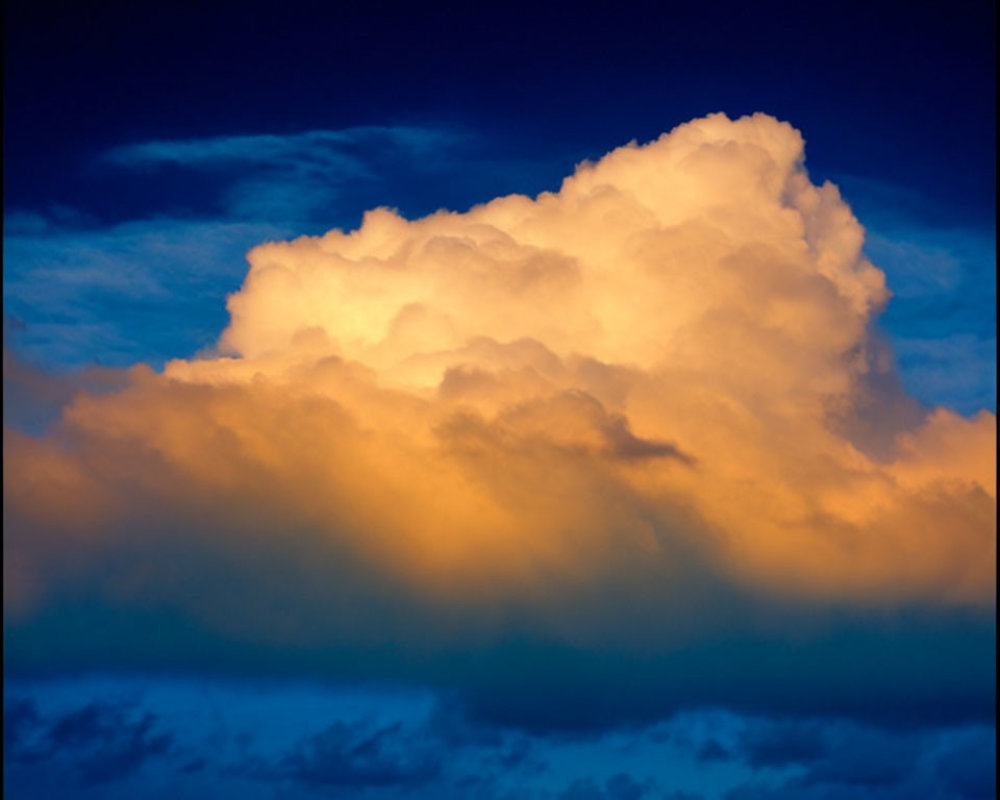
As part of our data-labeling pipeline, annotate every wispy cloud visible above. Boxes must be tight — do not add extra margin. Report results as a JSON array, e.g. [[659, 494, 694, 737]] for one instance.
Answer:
[[3, 216, 291, 368], [103, 126, 463, 170], [893, 334, 996, 415], [100, 126, 474, 224], [862, 228, 996, 413]]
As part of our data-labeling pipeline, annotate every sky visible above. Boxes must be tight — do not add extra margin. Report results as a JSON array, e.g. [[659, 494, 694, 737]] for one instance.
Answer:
[[3, 2, 996, 798]]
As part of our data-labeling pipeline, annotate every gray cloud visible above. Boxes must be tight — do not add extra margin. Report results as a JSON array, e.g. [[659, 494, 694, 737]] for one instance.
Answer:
[[4, 697, 173, 787]]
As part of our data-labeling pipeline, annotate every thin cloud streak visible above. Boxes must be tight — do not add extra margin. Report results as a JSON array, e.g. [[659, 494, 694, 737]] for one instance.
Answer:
[[102, 126, 466, 169]]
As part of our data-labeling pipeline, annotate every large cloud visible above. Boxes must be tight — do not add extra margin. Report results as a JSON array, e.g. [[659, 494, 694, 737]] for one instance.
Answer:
[[4, 113, 994, 727]]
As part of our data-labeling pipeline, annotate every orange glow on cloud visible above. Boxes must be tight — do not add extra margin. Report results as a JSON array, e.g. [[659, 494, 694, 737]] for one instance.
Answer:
[[4, 114, 995, 630]]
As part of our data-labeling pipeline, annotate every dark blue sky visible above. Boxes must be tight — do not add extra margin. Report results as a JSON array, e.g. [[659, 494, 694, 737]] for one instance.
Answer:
[[3, 2, 996, 798], [5, 1, 996, 222]]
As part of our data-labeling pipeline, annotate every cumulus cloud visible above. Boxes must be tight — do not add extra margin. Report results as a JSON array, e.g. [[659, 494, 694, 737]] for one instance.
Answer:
[[3, 113, 995, 725]]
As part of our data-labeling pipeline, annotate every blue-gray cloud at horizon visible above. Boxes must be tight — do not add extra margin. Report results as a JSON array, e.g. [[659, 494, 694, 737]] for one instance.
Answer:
[[4, 676, 994, 799]]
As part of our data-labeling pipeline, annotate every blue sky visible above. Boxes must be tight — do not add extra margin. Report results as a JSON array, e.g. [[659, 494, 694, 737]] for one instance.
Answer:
[[3, 2, 996, 798]]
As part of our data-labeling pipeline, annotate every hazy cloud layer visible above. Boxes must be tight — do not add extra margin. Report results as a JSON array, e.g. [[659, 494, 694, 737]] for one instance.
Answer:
[[4, 697, 173, 788], [4, 114, 995, 726], [863, 226, 995, 414], [3, 216, 291, 368], [4, 677, 993, 799]]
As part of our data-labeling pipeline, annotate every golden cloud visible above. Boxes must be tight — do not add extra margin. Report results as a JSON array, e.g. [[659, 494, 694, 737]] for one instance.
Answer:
[[5, 114, 995, 638]]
